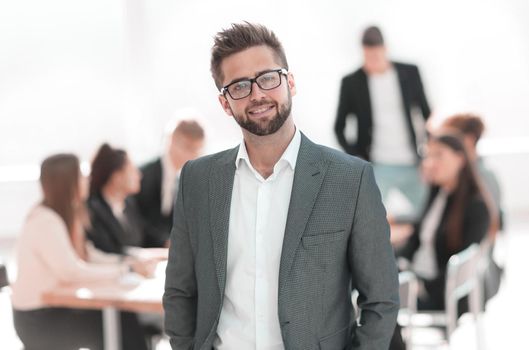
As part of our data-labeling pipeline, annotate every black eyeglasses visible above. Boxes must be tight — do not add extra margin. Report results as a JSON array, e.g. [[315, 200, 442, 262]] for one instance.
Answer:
[[220, 68, 288, 100]]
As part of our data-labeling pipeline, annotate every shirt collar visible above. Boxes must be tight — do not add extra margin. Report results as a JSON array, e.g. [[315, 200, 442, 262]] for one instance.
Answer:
[[235, 127, 301, 172], [162, 152, 179, 178]]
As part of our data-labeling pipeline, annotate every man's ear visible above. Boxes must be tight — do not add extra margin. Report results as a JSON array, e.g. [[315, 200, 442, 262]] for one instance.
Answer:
[[287, 72, 296, 97], [218, 94, 233, 116]]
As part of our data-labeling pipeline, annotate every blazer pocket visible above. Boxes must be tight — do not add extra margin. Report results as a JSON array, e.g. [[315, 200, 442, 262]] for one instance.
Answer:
[[302, 230, 347, 248]]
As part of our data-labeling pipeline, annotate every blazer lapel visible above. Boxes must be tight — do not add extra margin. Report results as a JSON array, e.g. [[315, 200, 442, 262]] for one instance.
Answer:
[[358, 68, 373, 129], [278, 134, 328, 296], [209, 147, 238, 294]]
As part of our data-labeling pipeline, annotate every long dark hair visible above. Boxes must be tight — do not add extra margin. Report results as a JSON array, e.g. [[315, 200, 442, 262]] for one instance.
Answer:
[[429, 133, 498, 251], [89, 143, 127, 196], [40, 154, 82, 236]]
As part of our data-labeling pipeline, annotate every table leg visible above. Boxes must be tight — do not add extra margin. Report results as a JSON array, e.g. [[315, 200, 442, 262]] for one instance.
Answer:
[[103, 307, 121, 350]]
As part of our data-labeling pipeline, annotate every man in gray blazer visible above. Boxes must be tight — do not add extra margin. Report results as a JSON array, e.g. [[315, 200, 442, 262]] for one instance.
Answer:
[[163, 22, 399, 350]]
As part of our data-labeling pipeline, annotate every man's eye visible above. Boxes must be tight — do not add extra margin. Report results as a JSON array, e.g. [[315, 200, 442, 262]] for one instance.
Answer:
[[260, 74, 275, 82], [232, 81, 250, 91]]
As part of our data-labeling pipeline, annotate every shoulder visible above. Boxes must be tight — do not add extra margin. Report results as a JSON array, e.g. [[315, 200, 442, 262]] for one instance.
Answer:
[[468, 193, 487, 207], [86, 195, 111, 217], [140, 158, 162, 175], [27, 205, 63, 224], [304, 136, 369, 175], [393, 62, 420, 74], [21, 205, 68, 238], [182, 147, 238, 174], [341, 68, 365, 84], [465, 194, 489, 220], [320, 144, 367, 168]]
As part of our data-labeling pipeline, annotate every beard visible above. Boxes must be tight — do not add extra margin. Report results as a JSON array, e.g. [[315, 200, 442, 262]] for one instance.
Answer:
[[233, 92, 292, 136]]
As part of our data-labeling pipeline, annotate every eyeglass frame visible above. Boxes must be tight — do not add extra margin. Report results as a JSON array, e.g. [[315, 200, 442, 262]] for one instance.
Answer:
[[220, 68, 289, 100]]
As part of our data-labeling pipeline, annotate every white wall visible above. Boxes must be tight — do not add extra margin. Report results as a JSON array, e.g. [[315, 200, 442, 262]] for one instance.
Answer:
[[1, 0, 528, 235]]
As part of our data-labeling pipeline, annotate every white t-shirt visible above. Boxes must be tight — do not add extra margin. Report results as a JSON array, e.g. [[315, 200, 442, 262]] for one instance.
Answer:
[[368, 67, 416, 165]]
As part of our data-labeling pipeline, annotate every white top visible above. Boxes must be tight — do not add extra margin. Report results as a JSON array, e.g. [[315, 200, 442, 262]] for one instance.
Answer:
[[411, 190, 448, 280], [161, 153, 179, 215], [214, 128, 301, 350], [368, 67, 416, 165], [11, 205, 126, 310]]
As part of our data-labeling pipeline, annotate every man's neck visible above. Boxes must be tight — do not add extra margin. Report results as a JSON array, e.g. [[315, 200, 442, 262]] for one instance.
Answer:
[[365, 60, 391, 75], [242, 118, 296, 179]]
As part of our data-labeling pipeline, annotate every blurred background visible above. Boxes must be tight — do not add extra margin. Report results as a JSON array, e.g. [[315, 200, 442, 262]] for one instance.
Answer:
[[1, 0, 528, 349]]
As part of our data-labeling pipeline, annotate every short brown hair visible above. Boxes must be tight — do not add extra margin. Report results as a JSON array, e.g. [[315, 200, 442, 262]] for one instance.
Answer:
[[173, 120, 205, 140], [443, 113, 485, 144], [362, 26, 384, 47], [210, 22, 289, 90]]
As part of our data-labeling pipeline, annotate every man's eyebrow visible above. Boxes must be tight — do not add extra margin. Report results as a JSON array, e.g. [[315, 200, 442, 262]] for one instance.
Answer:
[[224, 68, 279, 87]]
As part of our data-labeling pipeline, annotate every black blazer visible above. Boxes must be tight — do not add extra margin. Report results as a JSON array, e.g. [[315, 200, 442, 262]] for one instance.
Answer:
[[398, 187, 490, 309], [334, 62, 431, 161], [86, 194, 147, 254], [134, 158, 173, 247]]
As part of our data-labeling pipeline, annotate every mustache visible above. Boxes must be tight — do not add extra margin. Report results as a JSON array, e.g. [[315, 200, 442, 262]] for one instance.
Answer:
[[246, 100, 276, 110]]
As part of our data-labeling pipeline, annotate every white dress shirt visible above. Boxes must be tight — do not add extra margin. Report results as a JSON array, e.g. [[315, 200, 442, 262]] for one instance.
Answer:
[[214, 128, 301, 350], [161, 154, 180, 215], [368, 67, 416, 165]]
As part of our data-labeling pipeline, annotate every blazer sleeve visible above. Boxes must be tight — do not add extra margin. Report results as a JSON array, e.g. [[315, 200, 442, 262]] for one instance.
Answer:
[[349, 163, 400, 350], [334, 77, 357, 154], [462, 197, 490, 247], [163, 162, 197, 350], [413, 65, 431, 121]]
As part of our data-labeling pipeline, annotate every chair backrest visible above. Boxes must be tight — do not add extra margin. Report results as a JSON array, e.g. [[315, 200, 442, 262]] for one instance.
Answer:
[[399, 271, 418, 313], [398, 271, 419, 346], [444, 243, 482, 337]]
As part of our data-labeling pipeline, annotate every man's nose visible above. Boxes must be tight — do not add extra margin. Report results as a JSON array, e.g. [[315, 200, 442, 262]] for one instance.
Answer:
[[249, 81, 267, 101]]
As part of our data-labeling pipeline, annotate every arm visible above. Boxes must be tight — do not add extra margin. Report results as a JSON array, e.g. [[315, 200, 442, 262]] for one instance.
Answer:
[[34, 215, 125, 283], [163, 163, 197, 350], [143, 223, 170, 248], [349, 164, 399, 350], [462, 197, 490, 247], [334, 77, 357, 154], [86, 241, 122, 264]]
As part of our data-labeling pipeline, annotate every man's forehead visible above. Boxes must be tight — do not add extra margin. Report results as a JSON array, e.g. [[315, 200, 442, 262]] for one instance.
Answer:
[[220, 45, 281, 83]]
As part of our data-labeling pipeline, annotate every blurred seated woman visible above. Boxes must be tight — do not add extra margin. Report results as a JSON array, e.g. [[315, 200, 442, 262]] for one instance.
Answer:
[[11, 154, 148, 350], [396, 132, 497, 310], [87, 143, 150, 254]]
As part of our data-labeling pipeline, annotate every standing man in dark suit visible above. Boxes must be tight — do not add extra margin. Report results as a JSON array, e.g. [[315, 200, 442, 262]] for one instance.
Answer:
[[334, 26, 431, 220], [163, 22, 399, 350], [136, 119, 205, 247]]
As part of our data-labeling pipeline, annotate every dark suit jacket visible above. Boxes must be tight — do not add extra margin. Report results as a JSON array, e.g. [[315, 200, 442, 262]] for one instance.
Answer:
[[334, 62, 431, 161], [398, 187, 490, 309], [86, 194, 146, 254], [135, 158, 173, 247], [163, 133, 399, 350]]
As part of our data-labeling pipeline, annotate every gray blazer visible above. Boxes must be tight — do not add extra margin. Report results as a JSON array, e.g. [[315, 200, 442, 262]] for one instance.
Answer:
[[163, 133, 399, 350]]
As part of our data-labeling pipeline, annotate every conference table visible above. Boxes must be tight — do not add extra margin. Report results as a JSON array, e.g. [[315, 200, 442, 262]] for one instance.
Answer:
[[42, 249, 168, 350]]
